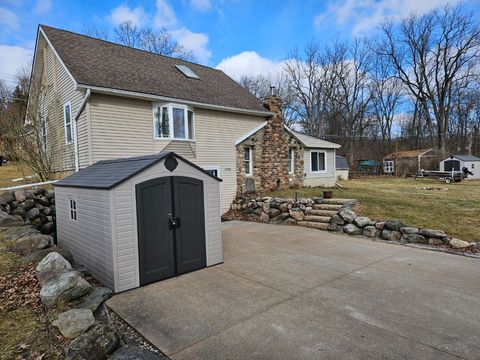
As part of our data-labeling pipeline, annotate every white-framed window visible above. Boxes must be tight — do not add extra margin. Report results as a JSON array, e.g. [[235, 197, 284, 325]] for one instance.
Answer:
[[244, 146, 253, 176], [311, 150, 326, 173], [202, 165, 220, 178], [40, 118, 48, 153], [69, 199, 77, 221], [288, 148, 295, 174], [384, 160, 394, 173], [152, 103, 194, 141], [63, 102, 73, 144]]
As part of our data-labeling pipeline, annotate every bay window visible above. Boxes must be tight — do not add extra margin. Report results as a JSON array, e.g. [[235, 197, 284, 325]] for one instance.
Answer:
[[153, 103, 194, 141], [311, 151, 326, 173]]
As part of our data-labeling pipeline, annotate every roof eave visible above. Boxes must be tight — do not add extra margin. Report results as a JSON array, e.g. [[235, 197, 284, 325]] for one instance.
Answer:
[[76, 84, 273, 117]]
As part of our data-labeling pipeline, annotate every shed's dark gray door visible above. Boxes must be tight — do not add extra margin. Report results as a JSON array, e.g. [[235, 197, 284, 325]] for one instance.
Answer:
[[136, 176, 206, 286], [444, 160, 460, 171], [173, 177, 206, 275]]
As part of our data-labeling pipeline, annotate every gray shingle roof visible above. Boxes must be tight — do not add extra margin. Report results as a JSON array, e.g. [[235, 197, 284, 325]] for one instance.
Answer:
[[450, 155, 480, 162], [290, 130, 341, 149], [336, 156, 349, 170], [40, 25, 268, 114], [54, 152, 221, 190]]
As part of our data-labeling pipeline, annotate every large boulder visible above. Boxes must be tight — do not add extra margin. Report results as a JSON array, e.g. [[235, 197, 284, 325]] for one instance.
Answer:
[[353, 216, 371, 228], [449, 238, 471, 249], [8, 234, 53, 252], [66, 323, 121, 360], [40, 272, 92, 306], [339, 209, 356, 223], [52, 308, 95, 339], [381, 229, 402, 241], [0, 210, 24, 227], [343, 223, 362, 235], [269, 208, 281, 218], [19, 199, 36, 212], [26, 207, 40, 220], [259, 212, 270, 223], [289, 210, 304, 221], [40, 222, 55, 234], [330, 215, 345, 225], [476, 242, 480, 250], [13, 189, 26, 202], [25, 245, 74, 263], [418, 229, 447, 239], [384, 219, 403, 231], [109, 346, 167, 360], [401, 233, 427, 244], [375, 222, 385, 230], [327, 223, 343, 232], [77, 287, 113, 312], [1, 225, 39, 241], [400, 227, 419, 234], [363, 226, 378, 238], [0, 191, 14, 205], [36, 252, 72, 283]]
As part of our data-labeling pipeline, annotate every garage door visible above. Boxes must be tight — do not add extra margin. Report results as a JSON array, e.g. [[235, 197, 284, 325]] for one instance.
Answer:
[[136, 176, 206, 286], [444, 160, 460, 172]]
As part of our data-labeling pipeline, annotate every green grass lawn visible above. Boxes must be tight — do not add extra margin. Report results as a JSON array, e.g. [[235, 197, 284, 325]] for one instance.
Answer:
[[268, 177, 480, 242]]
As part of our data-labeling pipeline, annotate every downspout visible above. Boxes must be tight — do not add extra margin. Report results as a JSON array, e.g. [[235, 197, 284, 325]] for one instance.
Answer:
[[73, 89, 91, 172]]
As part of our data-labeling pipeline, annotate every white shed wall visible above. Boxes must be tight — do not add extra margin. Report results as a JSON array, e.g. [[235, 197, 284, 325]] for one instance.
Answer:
[[55, 187, 114, 288], [439, 158, 480, 179], [112, 159, 222, 292]]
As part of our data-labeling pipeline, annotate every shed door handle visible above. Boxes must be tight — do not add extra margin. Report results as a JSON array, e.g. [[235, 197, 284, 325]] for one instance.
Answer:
[[169, 216, 180, 230]]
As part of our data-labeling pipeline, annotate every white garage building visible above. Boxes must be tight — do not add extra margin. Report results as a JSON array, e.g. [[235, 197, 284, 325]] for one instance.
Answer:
[[439, 155, 480, 179]]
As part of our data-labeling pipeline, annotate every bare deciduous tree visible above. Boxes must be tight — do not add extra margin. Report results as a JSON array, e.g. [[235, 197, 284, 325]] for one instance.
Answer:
[[379, 4, 480, 156]]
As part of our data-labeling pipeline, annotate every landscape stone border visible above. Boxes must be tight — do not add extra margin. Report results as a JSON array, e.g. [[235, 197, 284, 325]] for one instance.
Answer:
[[228, 195, 480, 257]]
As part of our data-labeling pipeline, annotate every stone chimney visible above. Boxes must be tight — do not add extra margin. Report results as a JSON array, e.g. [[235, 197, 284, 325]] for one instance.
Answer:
[[260, 95, 290, 191]]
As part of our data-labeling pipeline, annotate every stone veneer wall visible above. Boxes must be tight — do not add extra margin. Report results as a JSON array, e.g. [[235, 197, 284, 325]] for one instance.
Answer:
[[236, 95, 304, 194]]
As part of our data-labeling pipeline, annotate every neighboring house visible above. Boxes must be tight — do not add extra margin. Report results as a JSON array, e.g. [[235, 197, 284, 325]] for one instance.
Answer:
[[440, 155, 480, 179], [30, 25, 340, 212], [383, 149, 436, 176], [335, 156, 349, 180]]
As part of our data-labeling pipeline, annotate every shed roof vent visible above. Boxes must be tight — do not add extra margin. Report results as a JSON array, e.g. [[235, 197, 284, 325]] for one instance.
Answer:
[[175, 64, 200, 79]]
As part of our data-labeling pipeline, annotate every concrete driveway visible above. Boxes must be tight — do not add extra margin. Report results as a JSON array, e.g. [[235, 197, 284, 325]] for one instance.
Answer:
[[107, 221, 480, 360]]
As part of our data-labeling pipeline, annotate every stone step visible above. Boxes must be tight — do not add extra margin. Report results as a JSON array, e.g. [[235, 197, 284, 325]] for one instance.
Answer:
[[309, 209, 338, 217], [297, 221, 330, 230], [314, 204, 343, 211], [323, 198, 356, 205], [303, 215, 331, 223]]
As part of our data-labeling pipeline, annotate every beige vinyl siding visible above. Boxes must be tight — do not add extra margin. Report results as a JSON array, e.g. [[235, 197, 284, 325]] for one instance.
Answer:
[[112, 159, 222, 292], [88, 95, 266, 212], [303, 148, 336, 187], [55, 187, 114, 288], [39, 34, 87, 172], [89, 94, 154, 161]]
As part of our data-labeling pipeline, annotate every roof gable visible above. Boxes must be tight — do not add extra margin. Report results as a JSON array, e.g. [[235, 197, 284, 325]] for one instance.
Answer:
[[450, 154, 480, 162], [54, 152, 221, 189], [39, 25, 267, 114]]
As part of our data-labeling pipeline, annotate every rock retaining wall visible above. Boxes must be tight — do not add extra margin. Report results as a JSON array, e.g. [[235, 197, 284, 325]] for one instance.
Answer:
[[228, 195, 479, 254], [0, 188, 55, 236]]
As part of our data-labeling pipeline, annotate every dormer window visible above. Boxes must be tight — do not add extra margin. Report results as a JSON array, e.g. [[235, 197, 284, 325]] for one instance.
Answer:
[[153, 103, 195, 141]]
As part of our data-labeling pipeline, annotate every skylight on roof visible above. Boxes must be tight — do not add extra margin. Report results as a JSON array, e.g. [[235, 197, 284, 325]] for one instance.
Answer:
[[175, 64, 200, 79]]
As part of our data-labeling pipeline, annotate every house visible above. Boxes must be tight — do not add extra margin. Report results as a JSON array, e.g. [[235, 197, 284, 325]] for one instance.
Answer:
[[439, 155, 480, 179], [383, 149, 436, 176], [30, 25, 340, 212], [335, 156, 349, 180]]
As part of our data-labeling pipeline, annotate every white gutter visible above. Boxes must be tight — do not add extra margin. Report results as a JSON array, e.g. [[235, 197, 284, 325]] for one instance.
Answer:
[[73, 89, 91, 172], [76, 84, 273, 117], [0, 180, 58, 191]]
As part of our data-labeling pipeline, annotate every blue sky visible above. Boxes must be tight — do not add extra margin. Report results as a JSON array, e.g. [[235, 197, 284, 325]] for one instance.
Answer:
[[0, 0, 478, 88]]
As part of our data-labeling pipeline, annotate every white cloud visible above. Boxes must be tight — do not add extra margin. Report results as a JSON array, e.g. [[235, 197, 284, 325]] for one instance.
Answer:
[[108, 4, 147, 27], [172, 28, 211, 64], [34, 0, 52, 15], [0, 7, 19, 30], [154, 0, 178, 28], [190, 0, 212, 11], [0, 45, 32, 87], [314, 0, 457, 34], [216, 51, 285, 80]]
